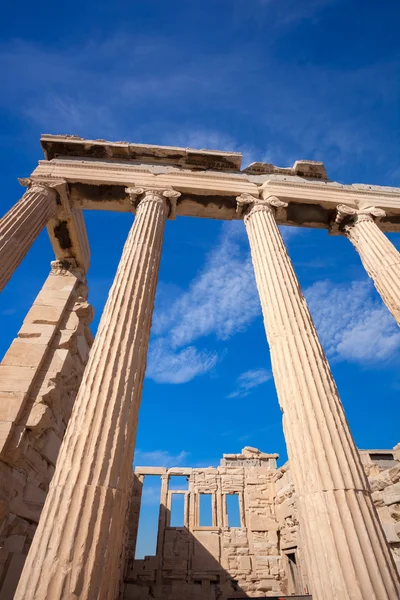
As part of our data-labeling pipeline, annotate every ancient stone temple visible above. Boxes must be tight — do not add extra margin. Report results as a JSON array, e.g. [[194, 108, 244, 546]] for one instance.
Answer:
[[0, 134, 399, 599]]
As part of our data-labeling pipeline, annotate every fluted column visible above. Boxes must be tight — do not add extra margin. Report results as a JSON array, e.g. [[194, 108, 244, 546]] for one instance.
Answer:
[[15, 186, 180, 600], [334, 204, 400, 325], [238, 193, 400, 600], [0, 181, 57, 291]]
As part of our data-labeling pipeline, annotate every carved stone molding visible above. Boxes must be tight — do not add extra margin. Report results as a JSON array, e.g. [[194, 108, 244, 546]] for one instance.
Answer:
[[50, 258, 83, 277], [236, 194, 288, 221], [18, 177, 67, 196], [331, 204, 386, 235], [126, 187, 181, 219]]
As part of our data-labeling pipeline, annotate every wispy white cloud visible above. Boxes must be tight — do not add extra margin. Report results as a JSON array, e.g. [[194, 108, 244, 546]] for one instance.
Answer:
[[134, 449, 190, 467], [228, 368, 272, 399], [161, 129, 257, 168], [146, 339, 218, 384], [1, 31, 399, 180], [153, 222, 260, 349], [146, 228, 400, 385], [146, 222, 260, 384], [305, 279, 400, 362]]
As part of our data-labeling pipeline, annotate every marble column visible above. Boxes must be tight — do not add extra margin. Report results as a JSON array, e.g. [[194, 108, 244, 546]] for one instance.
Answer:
[[335, 204, 400, 325], [0, 181, 57, 291], [238, 193, 400, 600], [15, 187, 180, 600]]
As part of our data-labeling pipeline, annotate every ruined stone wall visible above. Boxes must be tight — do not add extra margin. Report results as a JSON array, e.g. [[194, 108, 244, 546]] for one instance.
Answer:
[[0, 265, 93, 599], [124, 447, 293, 599], [360, 446, 400, 574], [125, 445, 400, 600], [274, 446, 400, 584]]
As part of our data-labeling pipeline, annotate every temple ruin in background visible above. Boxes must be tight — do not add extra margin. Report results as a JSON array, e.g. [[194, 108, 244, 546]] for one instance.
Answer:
[[125, 446, 400, 599], [0, 134, 399, 599]]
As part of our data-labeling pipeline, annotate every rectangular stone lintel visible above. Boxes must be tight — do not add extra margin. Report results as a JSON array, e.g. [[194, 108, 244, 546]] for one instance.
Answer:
[[134, 467, 167, 476], [167, 468, 192, 475], [45, 183, 90, 272]]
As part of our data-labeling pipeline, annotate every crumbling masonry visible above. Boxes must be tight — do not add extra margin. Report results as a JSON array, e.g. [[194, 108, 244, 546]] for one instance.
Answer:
[[125, 446, 400, 599], [0, 135, 399, 599]]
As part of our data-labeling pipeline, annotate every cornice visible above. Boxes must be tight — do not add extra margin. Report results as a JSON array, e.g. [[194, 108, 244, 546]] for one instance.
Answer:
[[262, 178, 400, 199], [37, 159, 251, 183]]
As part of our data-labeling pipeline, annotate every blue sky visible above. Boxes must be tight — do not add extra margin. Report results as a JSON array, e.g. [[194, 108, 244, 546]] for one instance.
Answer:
[[1, 0, 400, 557]]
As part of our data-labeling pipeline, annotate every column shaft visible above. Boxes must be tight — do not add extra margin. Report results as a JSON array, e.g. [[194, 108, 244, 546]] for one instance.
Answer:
[[241, 196, 400, 600], [342, 209, 400, 325], [0, 184, 57, 291], [15, 188, 175, 600]]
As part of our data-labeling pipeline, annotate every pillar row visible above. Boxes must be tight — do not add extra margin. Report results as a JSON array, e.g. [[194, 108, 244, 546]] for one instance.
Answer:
[[14, 186, 180, 600], [335, 204, 400, 326], [0, 181, 57, 292], [238, 193, 400, 600]]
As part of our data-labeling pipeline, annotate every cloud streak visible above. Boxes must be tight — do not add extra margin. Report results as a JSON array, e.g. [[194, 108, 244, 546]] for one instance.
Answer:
[[1, 31, 399, 180], [305, 279, 400, 363], [228, 368, 272, 398], [145, 222, 261, 384], [153, 223, 260, 349], [134, 449, 190, 467], [146, 339, 218, 384]]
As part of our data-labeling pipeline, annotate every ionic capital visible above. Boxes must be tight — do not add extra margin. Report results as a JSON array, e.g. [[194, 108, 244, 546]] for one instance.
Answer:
[[331, 204, 386, 235], [50, 258, 79, 275], [18, 177, 66, 196], [236, 194, 288, 221], [126, 186, 181, 219]]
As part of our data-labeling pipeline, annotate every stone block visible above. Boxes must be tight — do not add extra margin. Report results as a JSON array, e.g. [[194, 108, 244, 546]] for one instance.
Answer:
[[23, 304, 65, 326], [135, 466, 167, 476], [257, 578, 275, 592], [77, 334, 90, 363], [57, 329, 76, 349], [239, 555, 251, 571], [0, 367, 36, 393], [24, 446, 49, 479], [34, 287, 75, 308], [382, 521, 399, 543], [63, 311, 80, 331], [0, 391, 28, 423], [24, 483, 47, 507], [39, 429, 62, 466], [0, 553, 26, 600], [41, 349, 75, 374], [0, 535, 26, 554], [383, 483, 400, 506], [2, 341, 50, 369], [18, 323, 56, 344], [249, 512, 278, 532], [25, 403, 55, 434], [389, 465, 400, 484]]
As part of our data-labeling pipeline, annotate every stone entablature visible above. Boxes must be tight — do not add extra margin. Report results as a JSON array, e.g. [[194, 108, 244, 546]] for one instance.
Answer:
[[125, 445, 400, 600], [28, 135, 400, 234]]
